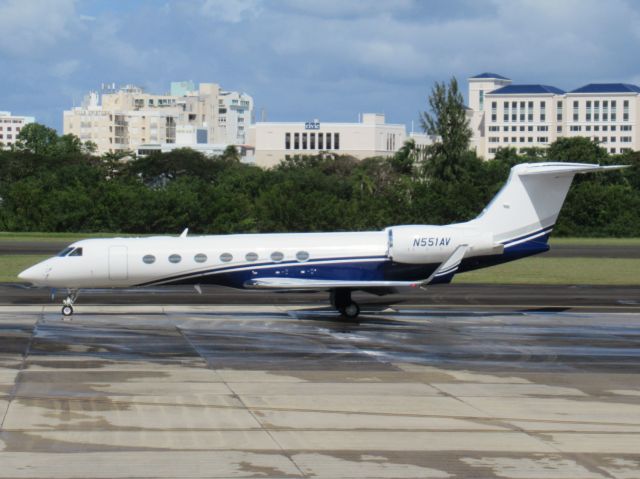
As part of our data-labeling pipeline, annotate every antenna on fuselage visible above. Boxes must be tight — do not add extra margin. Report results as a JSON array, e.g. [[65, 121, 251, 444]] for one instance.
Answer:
[[180, 228, 189, 238]]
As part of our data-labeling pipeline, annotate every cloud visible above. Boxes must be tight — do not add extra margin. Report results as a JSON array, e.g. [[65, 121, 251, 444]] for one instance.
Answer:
[[200, 0, 262, 23], [0, 0, 78, 56], [50, 59, 81, 78], [2, 0, 640, 132]]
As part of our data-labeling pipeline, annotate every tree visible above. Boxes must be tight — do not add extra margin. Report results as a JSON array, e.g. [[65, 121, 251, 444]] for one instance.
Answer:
[[546, 137, 608, 164], [220, 145, 240, 162], [420, 77, 472, 181], [390, 139, 417, 174], [14, 123, 58, 155]]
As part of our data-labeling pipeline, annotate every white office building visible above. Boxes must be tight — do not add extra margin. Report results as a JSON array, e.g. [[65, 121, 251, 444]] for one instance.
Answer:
[[64, 82, 253, 156], [469, 73, 640, 158], [0, 111, 35, 148], [247, 113, 432, 168]]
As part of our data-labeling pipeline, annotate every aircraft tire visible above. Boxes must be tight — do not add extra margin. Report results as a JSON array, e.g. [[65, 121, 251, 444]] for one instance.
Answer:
[[341, 302, 360, 319], [62, 305, 74, 316]]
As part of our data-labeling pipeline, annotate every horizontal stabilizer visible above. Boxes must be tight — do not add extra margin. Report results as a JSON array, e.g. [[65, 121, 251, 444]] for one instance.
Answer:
[[516, 162, 628, 176]]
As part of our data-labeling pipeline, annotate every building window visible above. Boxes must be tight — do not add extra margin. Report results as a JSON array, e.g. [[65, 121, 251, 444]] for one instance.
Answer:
[[294, 133, 299, 149], [621, 136, 632, 142], [479, 90, 484, 110], [310, 133, 315, 149], [557, 126, 562, 133], [326, 133, 332, 149], [610, 137, 616, 142], [302, 132, 307, 149], [586, 125, 591, 131], [285, 133, 291, 150], [194, 254, 207, 263], [334, 133, 340, 150], [491, 114, 497, 122], [503, 137, 508, 142], [318, 133, 324, 149], [168, 254, 182, 264]]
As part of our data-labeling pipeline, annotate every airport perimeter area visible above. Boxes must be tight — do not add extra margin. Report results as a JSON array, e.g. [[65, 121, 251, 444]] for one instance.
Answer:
[[0, 295, 639, 479]]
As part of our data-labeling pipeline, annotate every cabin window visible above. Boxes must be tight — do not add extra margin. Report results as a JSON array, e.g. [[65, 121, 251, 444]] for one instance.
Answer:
[[270, 251, 284, 262], [296, 251, 309, 262], [57, 247, 74, 257], [220, 252, 233, 262], [68, 247, 83, 257], [194, 253, 207, 263], [245, 252, 258, 262], [142, 255, 156, 264], [168, 254, 182, 264]]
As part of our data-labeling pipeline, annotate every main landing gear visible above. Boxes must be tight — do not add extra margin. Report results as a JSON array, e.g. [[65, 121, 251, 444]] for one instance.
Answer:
[[61, 290, 79, 317], [330, 289, 360, 319]]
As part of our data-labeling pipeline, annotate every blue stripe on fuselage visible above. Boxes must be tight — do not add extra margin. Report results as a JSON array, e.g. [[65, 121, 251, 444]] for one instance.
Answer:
[[136, 233, 553, 289]]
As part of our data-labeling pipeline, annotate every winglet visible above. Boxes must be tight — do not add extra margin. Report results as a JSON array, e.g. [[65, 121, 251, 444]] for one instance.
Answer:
[[180, 228, 189, 238], [421, 244, 469, 287]]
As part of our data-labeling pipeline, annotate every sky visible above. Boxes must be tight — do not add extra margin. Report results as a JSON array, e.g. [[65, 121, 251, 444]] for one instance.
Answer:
[[2, 0, 640, 132]]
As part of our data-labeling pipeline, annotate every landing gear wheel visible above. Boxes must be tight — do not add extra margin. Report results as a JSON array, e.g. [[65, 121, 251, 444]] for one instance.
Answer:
[[60, 289, 79, 318], [340, 302, 360, 319]]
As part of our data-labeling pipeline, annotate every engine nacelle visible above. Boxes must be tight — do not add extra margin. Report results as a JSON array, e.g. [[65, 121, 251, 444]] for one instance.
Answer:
[[386, 225, 499, 264]]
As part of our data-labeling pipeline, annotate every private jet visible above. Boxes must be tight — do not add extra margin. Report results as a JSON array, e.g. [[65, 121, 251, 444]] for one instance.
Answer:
[[19, 162, 624, 317]]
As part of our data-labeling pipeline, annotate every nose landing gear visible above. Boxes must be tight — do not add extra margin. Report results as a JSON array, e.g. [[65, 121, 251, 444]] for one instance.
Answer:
[[61, 290, 79, 317], [330, 289, 360, 319]]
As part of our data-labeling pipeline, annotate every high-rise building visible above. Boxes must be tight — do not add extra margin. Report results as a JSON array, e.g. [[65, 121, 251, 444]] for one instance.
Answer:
[[469, 73, 640, 158], [0, 111, 35, 148], [63, 82, 253, 155]]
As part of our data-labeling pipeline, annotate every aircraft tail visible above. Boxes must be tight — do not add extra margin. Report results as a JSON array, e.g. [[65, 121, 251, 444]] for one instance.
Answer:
[[467, 162, 626, 247]]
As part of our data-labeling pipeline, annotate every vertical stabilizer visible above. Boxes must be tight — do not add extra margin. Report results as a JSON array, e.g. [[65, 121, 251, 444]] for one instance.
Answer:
[[467, 162, 625, 245]]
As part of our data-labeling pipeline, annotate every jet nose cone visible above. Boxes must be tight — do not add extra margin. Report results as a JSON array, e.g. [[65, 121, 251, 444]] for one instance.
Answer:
[[18, 265, 46, 285]]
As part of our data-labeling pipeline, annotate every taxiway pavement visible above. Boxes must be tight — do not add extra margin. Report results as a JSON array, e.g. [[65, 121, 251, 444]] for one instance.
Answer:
[[0, 303, 639, 478]]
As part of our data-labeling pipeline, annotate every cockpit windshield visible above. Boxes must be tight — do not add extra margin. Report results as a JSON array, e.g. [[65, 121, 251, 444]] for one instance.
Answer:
[[57, 246, 83, 257]]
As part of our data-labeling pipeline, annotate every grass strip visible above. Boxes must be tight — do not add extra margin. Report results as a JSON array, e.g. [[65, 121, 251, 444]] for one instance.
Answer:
[[455, 257, 640, 285], [0, 255, 51, 283]]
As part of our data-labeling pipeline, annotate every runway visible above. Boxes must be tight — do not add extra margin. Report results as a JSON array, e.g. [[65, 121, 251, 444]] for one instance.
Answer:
[[0, 302, 639, 478]]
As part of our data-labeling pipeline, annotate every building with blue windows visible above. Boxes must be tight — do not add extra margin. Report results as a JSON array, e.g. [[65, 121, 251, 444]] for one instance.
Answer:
[[468, 73, 639, 158]]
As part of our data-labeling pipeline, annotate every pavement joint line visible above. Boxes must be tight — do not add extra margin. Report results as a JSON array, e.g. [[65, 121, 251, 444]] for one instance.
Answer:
[[173, 320, 310, 478], [0, 309, 40, 430]]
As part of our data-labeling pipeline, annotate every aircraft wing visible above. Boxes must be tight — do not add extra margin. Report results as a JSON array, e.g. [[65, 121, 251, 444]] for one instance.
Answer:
[[244, 277, 423, 290], [245, 245, 469, 290]]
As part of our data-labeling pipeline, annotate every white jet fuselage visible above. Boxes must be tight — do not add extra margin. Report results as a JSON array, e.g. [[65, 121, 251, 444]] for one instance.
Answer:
[[20, 225, 496, 289]]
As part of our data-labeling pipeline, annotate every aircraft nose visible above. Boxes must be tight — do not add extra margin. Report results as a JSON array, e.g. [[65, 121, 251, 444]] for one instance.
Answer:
[[18, 264, 49, 285]]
